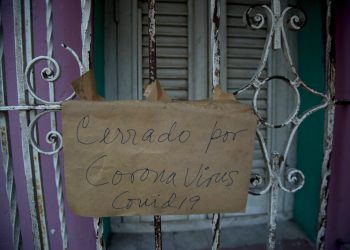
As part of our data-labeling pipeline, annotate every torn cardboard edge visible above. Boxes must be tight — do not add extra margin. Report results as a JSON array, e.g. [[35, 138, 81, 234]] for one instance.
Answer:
[[71, 71, 104, 101], [213, 85, 237, 101], [144, 79, 172, 102], [72, 70, 237, 103], [142, 80, 237, 102]]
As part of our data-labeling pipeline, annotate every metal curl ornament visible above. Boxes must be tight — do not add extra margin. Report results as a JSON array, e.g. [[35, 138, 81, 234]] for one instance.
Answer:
[[250, 173, 263, 187], [28, 111, 63, 155], [25, 44, 83, 105], [282, 7, 307, 31], [279, 168, 305, 193], [244, 5, 272, 30], [41, 65, 58, 82], [25, 56, 63, 104], [249, 172, 271, 196]]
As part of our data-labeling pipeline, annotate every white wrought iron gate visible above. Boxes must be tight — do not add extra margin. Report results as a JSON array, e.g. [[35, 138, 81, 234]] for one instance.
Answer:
[[0, 0, 335, 249], [109, 0, 298, 231]]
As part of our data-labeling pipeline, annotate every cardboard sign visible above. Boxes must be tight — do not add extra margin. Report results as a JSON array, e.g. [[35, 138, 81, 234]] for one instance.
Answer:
[[62, 100, 257, 217]]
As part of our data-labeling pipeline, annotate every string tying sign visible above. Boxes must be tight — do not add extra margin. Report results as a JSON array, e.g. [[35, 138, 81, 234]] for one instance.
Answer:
[[62, 100, 257, 217]]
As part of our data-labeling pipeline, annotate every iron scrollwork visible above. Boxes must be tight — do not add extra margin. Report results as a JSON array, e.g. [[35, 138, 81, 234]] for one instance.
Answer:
[[25, 44, 83, 155], [237, 3, 326, 196]]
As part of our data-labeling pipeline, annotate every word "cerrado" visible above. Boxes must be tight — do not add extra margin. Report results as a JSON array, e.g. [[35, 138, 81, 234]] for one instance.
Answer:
[[76, 115, 191, 145]]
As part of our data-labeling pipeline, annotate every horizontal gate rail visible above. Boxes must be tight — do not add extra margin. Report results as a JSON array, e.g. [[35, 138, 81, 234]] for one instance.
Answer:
[[0, 105, 61, 111]]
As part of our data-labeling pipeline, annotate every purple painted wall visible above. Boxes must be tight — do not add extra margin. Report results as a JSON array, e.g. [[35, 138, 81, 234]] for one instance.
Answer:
[[0, 0, 96, 249], [325, 1, 350, 250]]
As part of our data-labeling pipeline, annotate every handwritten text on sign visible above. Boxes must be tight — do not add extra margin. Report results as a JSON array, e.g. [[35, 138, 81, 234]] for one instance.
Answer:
[[62, 101, 257, 217]]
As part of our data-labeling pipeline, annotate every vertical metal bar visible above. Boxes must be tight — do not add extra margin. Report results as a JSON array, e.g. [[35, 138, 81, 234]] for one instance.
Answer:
[[137, 7, 142, 100], [24, 1, 51, 249], [132, 0, 138, 99], [81, 0, 92, 72], [0, 3, 22, 248], [272, 0, 281, 49], [211, 0, 220, 88], [81, 1, 105, 249], [154, 215, 162, 250], [148, 0, 156, 83], [210, 0, 221, 249], [148, 0, 163, 249], [317, 1, 335, 249], [44, 0, 68, 248], [0, 111, 22, 250], [268, 4, 280, 249], [22, 9, 51, 247], [211, 213, 220, 250], [187, 0, 194, 100], [267, 153, 280, 250], [24, 0, 42, 212], [219, 0, 227, 92], [13, 1, 50, 249], [23, 1, 51, 247]]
